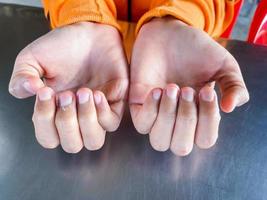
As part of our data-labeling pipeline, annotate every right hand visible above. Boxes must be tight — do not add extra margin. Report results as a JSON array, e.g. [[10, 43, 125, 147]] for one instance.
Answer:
[[9, 22, 129, 153]]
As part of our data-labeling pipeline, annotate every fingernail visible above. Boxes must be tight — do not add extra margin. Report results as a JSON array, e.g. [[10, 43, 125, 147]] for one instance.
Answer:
[[39, 88, 52, 101], [200, 88, 214, 102], [166, 86, 178, 99], [77, 91, 89, 104], [182, 88, 194, 102], [23, 81, 35, 94], [152, 89, 162, 100], [59, 93, 72, 107], [94, 92, 102, 105]]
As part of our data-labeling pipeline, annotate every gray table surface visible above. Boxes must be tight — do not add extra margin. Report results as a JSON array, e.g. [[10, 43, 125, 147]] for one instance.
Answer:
[[1, 3, 267, 200]]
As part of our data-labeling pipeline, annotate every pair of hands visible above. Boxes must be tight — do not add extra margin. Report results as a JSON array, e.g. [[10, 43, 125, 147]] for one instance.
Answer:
[[9, 17, 249, 155]]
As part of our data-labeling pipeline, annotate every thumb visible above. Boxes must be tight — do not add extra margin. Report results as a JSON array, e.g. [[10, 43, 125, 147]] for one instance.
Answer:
[[129, 82, 156, 118], [217, 56, 249, 113], [9, 52, 45, 99]]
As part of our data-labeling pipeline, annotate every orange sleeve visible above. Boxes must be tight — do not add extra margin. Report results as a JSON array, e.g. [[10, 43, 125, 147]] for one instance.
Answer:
[[42, 0, 121, 31], [135, 0, 239, 37]]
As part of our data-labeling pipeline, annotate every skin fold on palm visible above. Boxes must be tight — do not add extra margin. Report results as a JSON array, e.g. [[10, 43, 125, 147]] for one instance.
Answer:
[[9, 22, 129, 153], [130, 17, 249, 156]]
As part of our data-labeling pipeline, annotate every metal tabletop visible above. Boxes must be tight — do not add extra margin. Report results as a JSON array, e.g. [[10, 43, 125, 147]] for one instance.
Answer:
[[0, 3, 267, 200]]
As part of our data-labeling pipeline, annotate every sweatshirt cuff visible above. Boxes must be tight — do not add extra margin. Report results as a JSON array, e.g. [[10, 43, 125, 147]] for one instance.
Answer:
[[135, 5, 204, 35], [135, 1, 235, 38], [42, 0, 121, 32]]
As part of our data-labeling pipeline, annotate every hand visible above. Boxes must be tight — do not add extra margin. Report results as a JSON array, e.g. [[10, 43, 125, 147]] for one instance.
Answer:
[[130, 17, 249, 156], [9, 22, 129, 153]]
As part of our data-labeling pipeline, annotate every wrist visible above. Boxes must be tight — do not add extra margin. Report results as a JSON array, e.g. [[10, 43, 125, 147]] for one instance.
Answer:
[[139, 16, 188, 36]]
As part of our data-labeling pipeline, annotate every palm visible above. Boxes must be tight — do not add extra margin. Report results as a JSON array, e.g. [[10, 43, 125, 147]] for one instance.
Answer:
[[130, 18, 246, 111], [13, 22, 128, 102]]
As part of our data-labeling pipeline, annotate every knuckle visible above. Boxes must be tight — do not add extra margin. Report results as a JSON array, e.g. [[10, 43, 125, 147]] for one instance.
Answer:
[[244, 92, 250, 103], [196, 136, 217, 149], [32, 112, 54, 124], [102, 120, 120, 132], [170, 145, 192, 157], [136, 126, 149, 134], [214, 114, 221, 121], [106, 126, 118, 132], [79, 115, 97, 125], [55, 117, 76, 131], [8, 85, 15, 96], [179, 115, 197, 124], [161, 112, 177, 119], [37, 138, 59, 149], [35, 131, 59, 149], [108, 123, 120, 132], [133, 115, 154, 134], [84, 139, 104, 151], [134, 117, 156, 135], [150, 137, 169, 152], [133, 120, 150, 134], [202, 112, 221, 121], [151, 142, 169, 152], [179, 107, 197, 121], [63, 145, 83, 154]]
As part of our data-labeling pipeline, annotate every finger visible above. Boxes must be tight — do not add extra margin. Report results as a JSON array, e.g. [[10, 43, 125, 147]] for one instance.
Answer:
[[130, 88, 162, 134], [97, 78, 129, 129], [150, 84, 179, 152], [55, 91, 83, 153], [77, 88, 106, 151], [94, 90, 127, 132], [170, 87, 197, 156], [220, 85, 249, 113], [217, 56, 249, 113], [98, 78, 129, 103], [9, 51, 44, 98], [32, 87, 59, 149], [195, 86, 221, 149]]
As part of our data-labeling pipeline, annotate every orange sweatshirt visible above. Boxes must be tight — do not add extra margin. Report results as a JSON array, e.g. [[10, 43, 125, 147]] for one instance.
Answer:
[[42, 0, 238, 58]]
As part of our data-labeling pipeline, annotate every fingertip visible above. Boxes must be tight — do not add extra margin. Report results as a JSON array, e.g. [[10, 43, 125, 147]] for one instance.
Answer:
[[196, 135, 218, 149], [165, 84, 179, 100], [62, 145, 83, 154], [170, 144, 193, 157], [84, 138, 105, 151], [57, 91, 75, 108], [199, 86, 215, 102], [9, 77, 44, 99], [152, 88, 162, 100], [220, 95, 237, 113], [220, 85, 250, 113], [131, 88, 162, 134], [94, 90, 104, 105], [93, 91, 111, 114], [37, 139, 59, 149], [93, 90, 121, 132], [181, 87, 195, 102], [237, 91, 250, 107], [37, 87, 55, 101], [149, 138, 169, 152], [8, 85, 18, 98], [33, 87, 56, 116], [77, 88, 92, 104]]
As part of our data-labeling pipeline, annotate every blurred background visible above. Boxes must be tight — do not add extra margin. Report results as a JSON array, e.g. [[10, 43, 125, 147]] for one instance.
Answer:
[[0, 0, 260, 41]]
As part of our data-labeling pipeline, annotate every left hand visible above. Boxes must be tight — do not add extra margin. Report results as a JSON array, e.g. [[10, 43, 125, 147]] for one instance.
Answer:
[[130, 17, 249, 156]]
